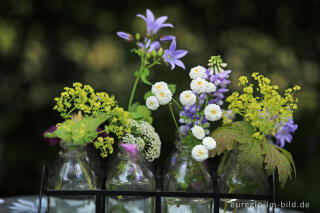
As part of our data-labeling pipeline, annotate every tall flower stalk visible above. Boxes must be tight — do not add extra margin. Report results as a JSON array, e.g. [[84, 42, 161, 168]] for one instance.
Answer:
[[116, 9, 188, 119]]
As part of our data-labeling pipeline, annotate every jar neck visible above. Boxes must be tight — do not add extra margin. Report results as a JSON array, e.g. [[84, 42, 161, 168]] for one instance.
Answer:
[[177, 145, 194, 161], [60, 142, 86, 158]]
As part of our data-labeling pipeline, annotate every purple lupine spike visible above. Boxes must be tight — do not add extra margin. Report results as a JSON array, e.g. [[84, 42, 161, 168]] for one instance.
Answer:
[[137, 9, 174, 35]]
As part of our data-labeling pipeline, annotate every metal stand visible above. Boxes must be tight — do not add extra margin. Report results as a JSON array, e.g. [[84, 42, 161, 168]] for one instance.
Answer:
[[39, 165, 275, 213]]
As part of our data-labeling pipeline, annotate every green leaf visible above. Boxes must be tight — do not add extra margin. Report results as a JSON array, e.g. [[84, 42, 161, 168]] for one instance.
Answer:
[[168, 84, 176, 95], [261, 142, 294, 188], [128, 103, 152, 124], [209, 121, 255, 157], [144, 91, 153, 100], [238, 141, 263, 169], [140, 68, 152, 85]]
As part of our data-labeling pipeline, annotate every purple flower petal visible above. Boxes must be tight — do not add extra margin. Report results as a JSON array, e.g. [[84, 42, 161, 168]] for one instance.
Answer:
[[173, 50, 188, 58], [160, 35, 176, 42], [120, 143, 139, 156], [116, 32, 133, 41]]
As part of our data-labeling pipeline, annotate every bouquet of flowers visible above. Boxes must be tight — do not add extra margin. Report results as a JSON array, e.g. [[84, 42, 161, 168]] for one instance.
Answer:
[[44, 82, 131, 157], [211, 73, 300, 187], [145, 55, 232, 161]]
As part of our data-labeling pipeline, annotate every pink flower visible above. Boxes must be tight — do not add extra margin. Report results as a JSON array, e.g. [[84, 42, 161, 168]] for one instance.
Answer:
[[120, 143, 139, 156]]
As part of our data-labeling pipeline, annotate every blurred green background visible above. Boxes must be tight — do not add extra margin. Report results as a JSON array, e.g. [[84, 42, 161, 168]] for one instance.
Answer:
[[0, 0, 319, 212]]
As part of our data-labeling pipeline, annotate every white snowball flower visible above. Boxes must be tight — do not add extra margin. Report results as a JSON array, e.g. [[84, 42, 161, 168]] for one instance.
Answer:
[[189, 66, 206, 80], [202, 137, 216, 150], [190, 78, 208, 94], [191, 125, 205, 140], [152, 81, 169, 94], [179, 90, 196, 106], [146, 96, 159, 110], [155, 89, 172, 105], [192, 145, 208, 161], [206, 82, 217, 93], [204, 104, 222, 121]]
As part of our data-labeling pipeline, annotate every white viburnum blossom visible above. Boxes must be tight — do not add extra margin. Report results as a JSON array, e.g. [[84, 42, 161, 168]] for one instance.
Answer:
[[155, 89, 172, 105], [204, 104, 222, 121], [146, 96, 159, 110], [206, 82, 217, 93], [202, 137, 216, 150], [190, 78, 208, 94], [191, 145, 208, 161], [191, 125, 205, 140], [189, 66, 206, 80], [179, 90, 196, 106], [152, 81, 169, 94]]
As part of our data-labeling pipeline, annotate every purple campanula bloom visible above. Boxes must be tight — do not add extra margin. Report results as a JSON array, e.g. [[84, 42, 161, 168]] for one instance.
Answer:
[[275, 118, 298, 148], [163, 39, 188, 70], [137, 9, 174, 35], [160, 35, 176, 42], [138, 38, 161, 52], [42, 125, 61, 146], [116, 32, 133, 41]]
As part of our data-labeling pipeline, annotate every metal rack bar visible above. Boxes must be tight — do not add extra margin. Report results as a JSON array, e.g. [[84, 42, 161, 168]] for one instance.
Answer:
[[39, 166, 275, 213]]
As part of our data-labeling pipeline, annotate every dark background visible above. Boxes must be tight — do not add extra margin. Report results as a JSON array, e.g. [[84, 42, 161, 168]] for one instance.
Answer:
[[0, 0, 319, 212]]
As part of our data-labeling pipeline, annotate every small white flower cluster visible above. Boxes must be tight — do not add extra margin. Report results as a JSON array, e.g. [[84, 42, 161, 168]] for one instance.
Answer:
[[123, 119, 161, 162], [179, 66, 217, 107], [190, 125, 217, 161], [204, 104, 222, 121], [146, 81, 172, 110]]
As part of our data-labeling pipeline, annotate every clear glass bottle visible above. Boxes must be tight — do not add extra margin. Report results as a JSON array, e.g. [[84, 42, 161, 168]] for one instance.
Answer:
[[105, 144, 155, 213], [163, 145, 214, 213], [218, 148, 271, 213], [47, 142, 96, 213]]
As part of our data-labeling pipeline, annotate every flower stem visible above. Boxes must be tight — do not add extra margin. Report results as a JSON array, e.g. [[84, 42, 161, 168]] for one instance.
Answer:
[[200, 95, 209, 123], [128, 75, 140, 110], [169, 103, 183, 142], [194, 96, 198, 126], [172, 98, 193, 120]]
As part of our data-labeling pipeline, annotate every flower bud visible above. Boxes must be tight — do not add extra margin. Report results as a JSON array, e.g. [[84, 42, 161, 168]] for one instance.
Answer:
[[135, 33, 141, 41]]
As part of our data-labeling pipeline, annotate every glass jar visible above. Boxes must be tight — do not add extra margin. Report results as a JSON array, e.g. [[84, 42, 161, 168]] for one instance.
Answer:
[[218, 148, 271, 213], [163, 145, 214, 213], [47, 142, 96, 213], [105, 144, 156, 213]]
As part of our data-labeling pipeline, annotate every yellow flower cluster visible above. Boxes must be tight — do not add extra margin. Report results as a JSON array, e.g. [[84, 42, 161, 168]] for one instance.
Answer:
[[94, 136, 115, 158], [53, 82, 116, 119], [226, 73, 300, 141], [52, 82, 131, 156]]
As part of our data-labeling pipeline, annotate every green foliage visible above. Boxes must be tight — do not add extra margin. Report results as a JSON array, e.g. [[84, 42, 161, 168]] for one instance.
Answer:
[[210, 121, 255, 156], [128, 102, 152, 124], [45, 113, 109, 144], [211, 120, 296, 188], [143, 91, 153, 100], [262, 143, 296, 188], [168, 84, 176, 95]]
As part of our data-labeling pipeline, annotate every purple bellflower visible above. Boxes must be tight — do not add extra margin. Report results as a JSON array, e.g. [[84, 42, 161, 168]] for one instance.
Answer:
[[275, 118, 298, 148], [163, 39, 188, 70], [116, 32, 133, 41], [138, 38, 161, 52], [137, 9, 174, 35]]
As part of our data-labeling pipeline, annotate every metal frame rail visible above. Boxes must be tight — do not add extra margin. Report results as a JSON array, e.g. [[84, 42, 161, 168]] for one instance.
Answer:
[[38, 166, 275, 213]]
